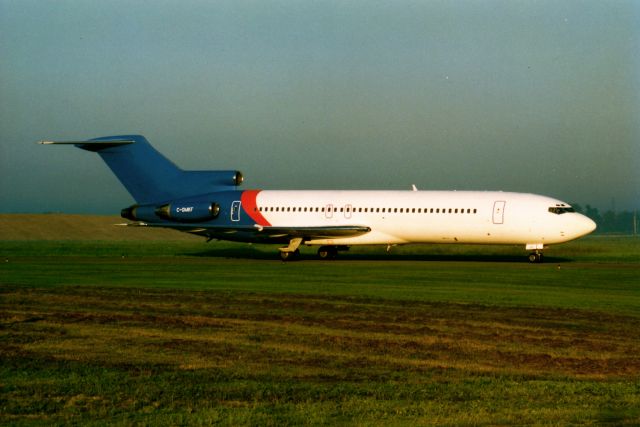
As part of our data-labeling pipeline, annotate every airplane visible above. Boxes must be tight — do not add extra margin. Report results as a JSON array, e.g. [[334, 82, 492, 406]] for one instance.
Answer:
[[40, 135, 596, 262]]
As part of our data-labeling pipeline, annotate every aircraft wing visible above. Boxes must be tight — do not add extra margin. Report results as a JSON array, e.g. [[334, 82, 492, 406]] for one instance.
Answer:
[[256, 225, 371, 239], [127, 222, 371, 241]]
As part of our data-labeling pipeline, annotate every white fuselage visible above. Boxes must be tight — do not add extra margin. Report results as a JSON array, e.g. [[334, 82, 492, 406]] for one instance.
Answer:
[[253, 190, 596, 247]]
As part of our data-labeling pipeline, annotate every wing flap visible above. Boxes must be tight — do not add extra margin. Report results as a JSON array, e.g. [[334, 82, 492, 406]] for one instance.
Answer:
[[261, 225, 371, 239]]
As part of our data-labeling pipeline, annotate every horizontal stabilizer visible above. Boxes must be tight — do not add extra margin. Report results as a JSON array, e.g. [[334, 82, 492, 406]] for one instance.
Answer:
[[38, 140, 134, 145], [39, 139, 135, 153]]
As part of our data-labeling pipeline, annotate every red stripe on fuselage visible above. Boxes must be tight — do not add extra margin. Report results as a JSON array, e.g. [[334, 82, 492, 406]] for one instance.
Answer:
[[241, 189, 271, 226]]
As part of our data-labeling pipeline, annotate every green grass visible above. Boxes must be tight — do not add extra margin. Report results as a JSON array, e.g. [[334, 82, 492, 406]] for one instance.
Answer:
[[1, 236, 639, 425], [2, 233, 638, 261]]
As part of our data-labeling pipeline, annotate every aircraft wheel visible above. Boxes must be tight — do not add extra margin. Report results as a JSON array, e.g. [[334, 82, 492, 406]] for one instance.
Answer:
[[317, 246, 337, 260], [280, 249, 300, 262], [528, 252, 543, 263]]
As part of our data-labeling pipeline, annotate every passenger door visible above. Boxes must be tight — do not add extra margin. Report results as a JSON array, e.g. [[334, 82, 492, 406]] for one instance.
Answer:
[[492, 201, 506, 224], [231, 200, 241, 222]]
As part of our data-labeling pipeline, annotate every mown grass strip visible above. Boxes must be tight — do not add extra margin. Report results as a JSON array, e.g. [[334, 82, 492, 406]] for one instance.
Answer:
[[2, 251, 639, 314]]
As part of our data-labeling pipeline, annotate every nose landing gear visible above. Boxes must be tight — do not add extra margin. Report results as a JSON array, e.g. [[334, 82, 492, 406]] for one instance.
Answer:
[[528, 252, 544, 263], [526, 244, 545, 263]]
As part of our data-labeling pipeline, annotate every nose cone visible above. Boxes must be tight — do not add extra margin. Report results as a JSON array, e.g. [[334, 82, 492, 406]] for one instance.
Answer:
[[576, 214, 597, 237]]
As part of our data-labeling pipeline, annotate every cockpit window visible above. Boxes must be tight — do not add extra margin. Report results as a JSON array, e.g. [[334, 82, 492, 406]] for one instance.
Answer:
[[548, 206, 575, 215]]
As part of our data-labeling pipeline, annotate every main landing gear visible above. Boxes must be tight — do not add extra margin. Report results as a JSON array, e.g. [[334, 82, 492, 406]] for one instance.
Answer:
[[317, 246, 337, 260], [279, 237, 303, 262], [279, 249, 300, 261], [279, 242, 349, 261], [317, 245, 348, 260]]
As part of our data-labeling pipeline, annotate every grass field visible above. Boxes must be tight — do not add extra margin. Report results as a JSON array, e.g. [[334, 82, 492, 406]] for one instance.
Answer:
[[1, 222, 639, 425]]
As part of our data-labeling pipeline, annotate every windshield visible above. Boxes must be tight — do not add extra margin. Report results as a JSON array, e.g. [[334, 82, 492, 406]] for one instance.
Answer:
[[548, 206, 575, 215]]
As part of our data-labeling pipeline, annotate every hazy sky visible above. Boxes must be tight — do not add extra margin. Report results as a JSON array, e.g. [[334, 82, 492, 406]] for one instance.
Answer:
[[1, 0, 638, 213]]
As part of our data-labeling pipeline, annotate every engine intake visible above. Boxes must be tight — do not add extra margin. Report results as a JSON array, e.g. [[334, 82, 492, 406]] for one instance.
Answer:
[[232, 171, 243, 186], [183, 170, 243, 188]]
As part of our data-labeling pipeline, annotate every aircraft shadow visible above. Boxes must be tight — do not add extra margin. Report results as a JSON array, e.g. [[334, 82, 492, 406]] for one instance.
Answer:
[[187, 248, 572, 263]]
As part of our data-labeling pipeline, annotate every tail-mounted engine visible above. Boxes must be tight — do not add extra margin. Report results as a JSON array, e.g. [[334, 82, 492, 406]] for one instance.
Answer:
[[121, 201, 221, 223], [155, 202, 221, 222]]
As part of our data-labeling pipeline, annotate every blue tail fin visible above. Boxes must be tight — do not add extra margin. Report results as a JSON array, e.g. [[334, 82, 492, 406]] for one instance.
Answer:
[[43, 135, 243, 204]]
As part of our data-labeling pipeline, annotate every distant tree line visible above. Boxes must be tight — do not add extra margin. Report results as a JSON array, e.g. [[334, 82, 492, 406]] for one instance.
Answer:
[[572, 204, 639, 235]]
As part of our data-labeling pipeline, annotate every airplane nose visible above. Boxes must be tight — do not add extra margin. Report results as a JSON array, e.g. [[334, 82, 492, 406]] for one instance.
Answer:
[[578, 214, 597, 236]]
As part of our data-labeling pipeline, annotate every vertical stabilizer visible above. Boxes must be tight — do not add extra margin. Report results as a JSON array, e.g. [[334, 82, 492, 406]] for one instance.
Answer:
[[40, 135, 242, 204], [87, 135, 182, 203]]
